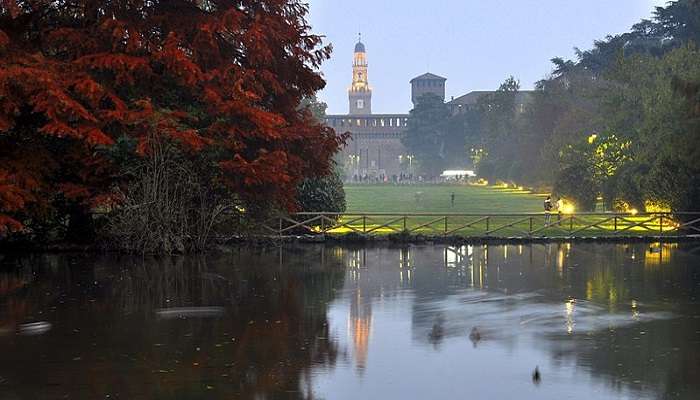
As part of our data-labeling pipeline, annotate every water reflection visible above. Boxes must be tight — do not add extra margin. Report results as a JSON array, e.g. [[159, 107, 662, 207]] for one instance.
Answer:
[[0, 249, 345, 399], [321, 242, 700, 400], [0, 242, 699, 399]]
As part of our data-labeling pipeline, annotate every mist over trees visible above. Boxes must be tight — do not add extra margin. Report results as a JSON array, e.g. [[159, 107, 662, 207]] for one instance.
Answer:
[[406, 0, 700, 212]]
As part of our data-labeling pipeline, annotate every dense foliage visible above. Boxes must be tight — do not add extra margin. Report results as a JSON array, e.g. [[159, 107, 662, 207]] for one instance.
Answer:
[[0, 0, 344, 239], [295, 96, 346, 214], [402, 93, 452, 177], [297, 169, 346, 214], [412, 0, 700, 212]]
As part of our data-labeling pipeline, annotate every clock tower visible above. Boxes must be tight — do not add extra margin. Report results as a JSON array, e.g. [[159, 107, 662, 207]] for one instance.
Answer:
[[349, 35, 372, 115]]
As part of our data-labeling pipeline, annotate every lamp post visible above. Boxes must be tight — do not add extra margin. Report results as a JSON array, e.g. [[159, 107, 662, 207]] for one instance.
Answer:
[[348, 154, 361, 179]]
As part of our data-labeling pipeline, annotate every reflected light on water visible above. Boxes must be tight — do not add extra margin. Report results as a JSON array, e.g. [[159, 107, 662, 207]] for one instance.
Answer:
[[566, 299, 576, 334], [632, 299, 640, 321]]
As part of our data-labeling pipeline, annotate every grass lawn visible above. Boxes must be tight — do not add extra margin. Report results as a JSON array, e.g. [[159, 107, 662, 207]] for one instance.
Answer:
[[306, 184, 678, 237], [345, 184, 545, 214]]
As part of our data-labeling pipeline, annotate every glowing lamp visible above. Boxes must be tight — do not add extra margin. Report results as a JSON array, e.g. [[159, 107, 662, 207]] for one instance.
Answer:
[[560, 202, 575, 214]]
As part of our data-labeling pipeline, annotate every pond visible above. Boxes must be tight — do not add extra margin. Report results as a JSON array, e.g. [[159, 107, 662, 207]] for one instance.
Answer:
[[1, 242, 699, 399]]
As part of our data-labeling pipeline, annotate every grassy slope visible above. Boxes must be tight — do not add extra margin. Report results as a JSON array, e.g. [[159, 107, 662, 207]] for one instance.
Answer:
[[345, 184, 545, 214]]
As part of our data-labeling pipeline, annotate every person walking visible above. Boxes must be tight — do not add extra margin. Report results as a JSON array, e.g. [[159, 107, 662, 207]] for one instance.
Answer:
[[544, 196, 553, 226], [450, 192, 455, 207]]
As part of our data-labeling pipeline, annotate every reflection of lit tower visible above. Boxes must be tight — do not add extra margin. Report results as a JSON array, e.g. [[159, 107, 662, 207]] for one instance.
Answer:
[[349, 34, 372, 115], [350, 289, 371, 372], [347, 248, 372, 372]]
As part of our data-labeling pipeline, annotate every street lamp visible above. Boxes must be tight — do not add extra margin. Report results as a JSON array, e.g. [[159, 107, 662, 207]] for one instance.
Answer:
[[348, 154, 361, 179]]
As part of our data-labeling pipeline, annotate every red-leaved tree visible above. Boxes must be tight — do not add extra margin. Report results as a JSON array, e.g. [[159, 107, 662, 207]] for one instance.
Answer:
[[0, 0, 343, 235]]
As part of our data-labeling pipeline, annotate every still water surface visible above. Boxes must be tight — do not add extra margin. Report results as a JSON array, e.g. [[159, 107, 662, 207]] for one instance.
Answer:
[[1, 243, 699, 399]]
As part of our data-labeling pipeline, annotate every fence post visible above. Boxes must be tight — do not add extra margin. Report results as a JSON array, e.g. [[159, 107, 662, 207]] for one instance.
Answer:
[[529, 217, 533, 235], [614, 216, 617, 232], [363, 216, 366, 233], [403, 216, 407, 232], [321, 214, 325, 233], [444, 216, 448, 235], [486, 217, 490, 234], [569, 216, 574, 233], [279, 216, 283, 237], [659, 215, 663, 235]]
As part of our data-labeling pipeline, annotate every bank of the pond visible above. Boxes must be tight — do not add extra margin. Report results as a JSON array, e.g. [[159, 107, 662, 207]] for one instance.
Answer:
[[2, 233, 700, 254], [235, 233, 700, 246]]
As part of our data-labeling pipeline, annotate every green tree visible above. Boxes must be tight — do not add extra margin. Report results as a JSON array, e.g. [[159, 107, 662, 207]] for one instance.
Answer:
[[402, 93, 451, 177], [474, 76, 524, 182], [296, 96, 346, 214], [607, 46, 700, 211]]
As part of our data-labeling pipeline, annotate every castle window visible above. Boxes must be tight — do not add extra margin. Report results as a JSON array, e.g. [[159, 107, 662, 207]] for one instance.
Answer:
[[357, 99, 364, 109]]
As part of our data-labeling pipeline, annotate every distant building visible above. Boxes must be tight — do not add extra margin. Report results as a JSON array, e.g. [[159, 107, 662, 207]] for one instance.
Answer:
[[326, 37, 412, 179], [410, 73, 447, 105], [447, 91, 534, 115], [348, 40, 372, 115], [325, 37, 532, 180]]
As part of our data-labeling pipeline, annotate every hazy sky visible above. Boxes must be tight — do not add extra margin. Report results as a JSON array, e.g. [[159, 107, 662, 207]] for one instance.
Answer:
[[308, 0, 668, 115]]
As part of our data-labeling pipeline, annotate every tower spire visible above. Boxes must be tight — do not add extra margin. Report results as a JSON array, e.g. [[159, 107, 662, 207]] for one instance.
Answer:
[[349, 35, 371, 115]]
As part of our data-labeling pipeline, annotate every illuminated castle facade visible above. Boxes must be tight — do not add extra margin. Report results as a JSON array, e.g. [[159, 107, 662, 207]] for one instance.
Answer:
[[325, 38, 446, 180], [325, 37, 529, 180]]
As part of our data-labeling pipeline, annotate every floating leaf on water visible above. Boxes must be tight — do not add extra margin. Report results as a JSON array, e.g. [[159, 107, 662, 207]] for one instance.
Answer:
[[155, 307, 225, 319]]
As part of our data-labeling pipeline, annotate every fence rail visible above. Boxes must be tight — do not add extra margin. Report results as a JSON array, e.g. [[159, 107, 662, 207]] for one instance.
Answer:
[[261, 212, 700, 238]]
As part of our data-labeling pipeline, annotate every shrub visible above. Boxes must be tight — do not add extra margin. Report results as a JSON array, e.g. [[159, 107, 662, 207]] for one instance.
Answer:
[[103, 136, 239, 253], [297, 169, 346, 214], [554, 166, 598, 212]]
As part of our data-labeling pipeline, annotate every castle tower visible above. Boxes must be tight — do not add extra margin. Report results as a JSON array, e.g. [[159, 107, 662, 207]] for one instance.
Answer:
[[410, 73, 447, 106], [349, 35, 372, 115]]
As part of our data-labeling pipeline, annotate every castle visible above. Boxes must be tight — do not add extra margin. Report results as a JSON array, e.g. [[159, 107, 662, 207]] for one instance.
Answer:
[[325, 38, 530, 180]]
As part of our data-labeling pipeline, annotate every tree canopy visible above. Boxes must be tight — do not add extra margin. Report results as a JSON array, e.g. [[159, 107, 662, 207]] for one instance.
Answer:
[[435, 0, 700, 212], [0, 0, 344, 235]]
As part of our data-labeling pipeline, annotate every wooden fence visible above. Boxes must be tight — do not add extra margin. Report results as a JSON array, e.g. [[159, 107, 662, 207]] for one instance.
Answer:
[[261, 212, 700, 238]]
